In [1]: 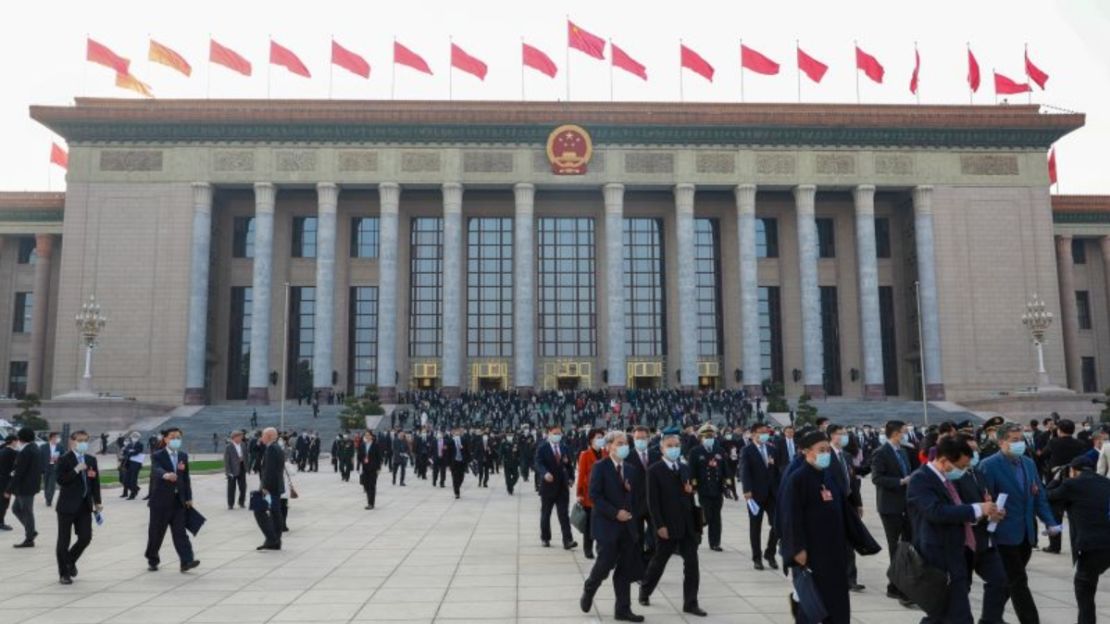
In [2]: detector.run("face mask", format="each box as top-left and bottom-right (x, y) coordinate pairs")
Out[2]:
(482, 435), (488, 442)
(1007, 441), (1027, 457)
(131, 434), (140, 442)
(837, 436), (849, 448)
(549, 434), (562, 445)
(878, 435), (888, 445)
(814, 452), (831, 470)
(615, 445), (630, 460)
(277, 439), (286, 448)
(664, 446), (682, 462)
(702, 438), (715, 451)
(592, 437), (605, 450)
(758, 433), (770, 444)
(168, 439), (183, 451)
(970, 452), (980, 468)
(724, 434), (733, 440)
(633, 439), (648, 451)
(945, 467), (966, 481)
(75, 442), (89, 454)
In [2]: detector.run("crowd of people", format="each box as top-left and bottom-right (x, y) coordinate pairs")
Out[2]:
(2, 387), (1110, 623)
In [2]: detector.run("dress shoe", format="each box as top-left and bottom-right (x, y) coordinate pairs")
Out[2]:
(753, 560), (765, 570)
(542, 540), (551, 547)
(765, 556), (779, 570)
(148, 563), (159, 572)
(365, 505), (374, 510)
(180, 560), (200, 573)
(683, 605), (708, 617)
(1040, 546), (1061, 554)
(238, 502), (245, 508)
(614, 611), (645, 622)
(13, 540), (34, 548)
(69, 563), (78, 577)
(59, 576), (73, 585)
(119, 492), (129, 498)
(127, 494), (137, 500)
(228, 506), (234, 511)
(563, 540), (578, 550)
(584, 551), (594, 559)
(638, 593), (650, 606)
(579, 590), (594, 613)
(898, 598), (917, 609)
(0, 524), (11, 531)
(885, 589), (903, 600)
(850, 583), (865, 592)
(710, 545), (723, 552)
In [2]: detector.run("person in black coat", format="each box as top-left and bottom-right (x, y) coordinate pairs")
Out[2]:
(0, 434), (18, 531)
(579, 431), (644, 622)
(54, 430), (102, 584)
(626, 426), (657, 562)
(144, 428), (199, 572)
(535, 424), (577, 549)
(740, 422), (779, 570)
(1047, 455), (1110, 624)
(828, 425), (863, 591)
(446, 428), (471, 499)
(431, 432), (449, 488)
(639, 430), (706, 617)
(120, 433), (143, 499)
(5, 427), (43, 546)
(870, 419), (915, 606)
(688, 423), (731, 552)
(358, 430), (382, 509)
(255, 427), (285, 550)
(1042, 419), (1089, 554)
(955, 438), (1010, 624)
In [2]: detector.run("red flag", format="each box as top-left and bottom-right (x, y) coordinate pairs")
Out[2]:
(611, 43), (647, 80)
(568, 20), (605, 59)
(331, 40), (370, 78)
(451, 43), (487, 80)
(680, 44), (714, 81)
(1025, 50), (1049, 90)
(522, 43), (557, 78)
(855, 45), (884, 83)
(50, 143), (68, 170)
(270, 40), (311, 78)
(1047, 148), (1057, 186)
(797, 46), (828, 83)
(967, 48), (981, 93)
(86, 38), (130, 75)
(909, 48), (920, 95)
(210, 39), (252, 76)
(394, 41), (432, 75)
(741, 44), (779, 75)
(994, 71), (1031, 95)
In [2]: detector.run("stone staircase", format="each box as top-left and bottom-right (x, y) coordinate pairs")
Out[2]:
(763, 398), (982, 428)
(154, 403), (348, 454)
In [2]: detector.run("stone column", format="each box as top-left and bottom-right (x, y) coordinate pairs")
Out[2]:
(513, 183), (536, 392)
(377, 183), (400, 403)
(247, 182), (275, 405)
(1102, 237), (1110, 340)
(604, 183), (626, 392)
(675, 184), (698, 389)
(441, 182), (463, 396)
(313, 182), (338, 398)
(853, 184), (885, 399)
(26, 233), (55, 398)
(912, 186), (945, 399)
(794, 184), (825, 398)
(735, 184), (762, 396)
(1055, 234), (1082, 390)
(183, 183), (212, 404)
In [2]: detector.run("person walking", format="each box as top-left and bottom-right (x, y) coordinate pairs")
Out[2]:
(255, 427), (285, 550)
(870, 420), (916, 607)
(41, 432), (62, 507)
(54, 430), (102, 585)
(577, 428), (606, 559)
(0, 434), (17, 531)
(446, 428), (471, 499)
(358, 430), (382, 510)
(5, 427), (43, 547)
(536, 424), (577, 549)
(1047, 455), (1110, 624)
(740, 422), (779, 571)
(144, 428), (200, 572)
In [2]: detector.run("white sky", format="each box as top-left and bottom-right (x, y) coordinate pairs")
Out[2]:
(2, 0), (1108, 193)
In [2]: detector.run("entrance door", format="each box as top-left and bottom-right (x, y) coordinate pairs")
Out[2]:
(478, 377), (504, 391)
(632, 376), (658, 390)
(557, 376), (580, 391)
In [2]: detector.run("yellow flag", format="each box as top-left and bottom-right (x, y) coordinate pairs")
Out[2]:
(115, 72), (154, 98)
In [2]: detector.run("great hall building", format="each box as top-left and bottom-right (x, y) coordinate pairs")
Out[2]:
(0, 98), (1106, 407)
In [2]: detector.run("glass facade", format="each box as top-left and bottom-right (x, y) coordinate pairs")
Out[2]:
(287, 286), (315, 399)
(409, 217), (443, 358)
(226, 286), (252, 400)
(875, 217), (891, 259)
(758, 286), (784, 384)
(538, 217), (596, 358)
(694, 219), (722, 358)
(1081, 357), (1097, 393)
(624, 218), (665, 357)
(351, 217), (380, 258)
(232, 217), (255, 258)
(816, 218), (836, 258)
(756, 218), (778, 258)
(7, 361), (27, 399)
(348, 286), (379, 397)
(1076, 291), (1092, 330)
(467, 217), (513, 358)
(16, 237), (35, 264)
(1072, 238), (1086, 264)
(879, 286), (899, 396)
(820, 286), (842, 396)
(292, 216), (318, 258)
(12, 292), (31, 334)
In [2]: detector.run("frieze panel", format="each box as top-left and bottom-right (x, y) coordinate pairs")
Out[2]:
(275, 150), (318, 172)
(212, 151), (254, 172)
(875, 153), (914, 175)
(695, 152), (736, 174)
(625, 152), (674, 174)
(463, 151), (514, 173)
(815, 153), (856, 175)
(960, 154), (1019, 176)
(337, 150), (379, 172)
(756, 153), (796, 175)
(98, 150), (163, 172)
(533, 150), (605, 173)
(401, 151), (442, 173)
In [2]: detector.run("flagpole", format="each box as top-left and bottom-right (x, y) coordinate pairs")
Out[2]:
(608, 39), (614, 102)
(1024, 43), (1032, 105)
(391, 37), (397, 100)
(993, 67), (998, 105)
(81, 33), (89, 100)
(206, 35), (212, 99)
(679, 39), (685, 103)
(328, 36), (334, 99)
(448, 36), (454, 101)
(967, 42), (973, 105)
(914, 42), (920, 105)
(565, 15), (571, 101)
(854, 40), (860, 104)
(796, 40), (801, 103)
(520, 37), (526, 101)
(267, 36), (272, 99)
(739, 38), (745, 103)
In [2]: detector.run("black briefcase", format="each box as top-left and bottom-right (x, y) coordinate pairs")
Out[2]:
(248, 490), (269, 513)
(570, 502), (589, 535)
(791, 567), (828, 623)
(887, 540), (950, 615)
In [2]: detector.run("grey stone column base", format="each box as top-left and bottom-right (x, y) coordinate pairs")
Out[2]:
(515, 386), (534, 396)
(183, 388), (207, 406)
(607, 385), (626, 398)
(803, 385), (826, 399)
(247, 388), (270, 406)
(862, 385), (887, 400)
(926, 384), (946, 401)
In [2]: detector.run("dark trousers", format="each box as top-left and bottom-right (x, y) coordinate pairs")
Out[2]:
(145, 502), (194, 566)
(520, 462), (530, 483)
(583, 531), (635, 615)
(56, 510), (92, 577)
(280, 498), (289, 531)
(879, 512), (911, 595)
(748, 499), (778, 562)
(1075, 548), (1110, 624)
(0, 489), (9, 524)
(702, 495), (723, 548)
(392, 460), (406, 485)
(635, 512), (654, 560)
(449, 462), (466, 495)
(253, 498), (282, 546)
(363, 471), (378, 507)
(1047, 502), (1065, 551)
(479, 463), (490, 487)
(640, 534), (700, 608)
(922, 549), (973, 624)
(42, 467), (56, 505)
(540, 488), (573, 544)
(432, 462), (447, 487)
(226, 472), (247, 508)
(972, 547), (1009, 624)
(997, 541), (1038, 624)
(339, 461), (351, 482)
(12, 494), (36, 541)
(124, 461), (140, 494)
(504, 467), (519, 494)
(582, 507), (594, 555)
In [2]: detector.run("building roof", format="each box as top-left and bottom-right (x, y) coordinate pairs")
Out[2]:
(0, 192), (64, 211)
(1052, 195), (1110, 225)
(31, 99), (1084, 149)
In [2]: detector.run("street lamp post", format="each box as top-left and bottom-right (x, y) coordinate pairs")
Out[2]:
(74, 294), (108, 395)
(1021, 294), (1054, 390)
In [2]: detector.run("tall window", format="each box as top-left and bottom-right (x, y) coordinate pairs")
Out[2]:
(1071, 238), (1086, 264)
(816, 218), (836, 258)
(226, 286), (252, 400)
(879, 286), (899, 397)
(756, 218), (779, 258)
(16, 237), (35, 265)
(287, 286), (315, 399)
(757, 286), (783, 384)
(348, 286), (379, 397)
(232, 217), (255, 258)
(1081, 357), (1098, 393)
(820, 286), (842, 396)
(12, 292), (32, 334)
(1076, 291), (1092, 330)
(538, 217), (596, 357)
(409, 217), (443, 358)
(875, 217), (892, 259)
(7, 361), (27, 399)
(624, 218), (665, 357)
(292, 216), (318, 258)
(695, 219), (722, 358)
(351, 217), (380, 258)
(467, 217), (513, 358)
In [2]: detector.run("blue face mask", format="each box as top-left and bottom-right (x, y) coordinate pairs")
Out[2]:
(702, 438), (715, 451)
(615, 445), (630, 460)
(837, 436), (849, 448)
(75, 442), (89, 455)
(970, 452), (980, 468)
(592, 437), (605, 451)
(758, 433), (770, 444)
(945, 467), (966, 481)
(664, 446), (682, 462)
(815, 452), (831, 470)
(548, 434), (562, 445)
(168, 439), (182, 451)
(633, 439), (648, 451)
(1007, 441), (1027, 457)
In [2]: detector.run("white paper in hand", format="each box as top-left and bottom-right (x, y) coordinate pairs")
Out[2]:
(987, 493), (1008, 533)
(747, 498), (761, 516)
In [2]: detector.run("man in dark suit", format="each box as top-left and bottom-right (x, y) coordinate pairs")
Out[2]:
(1048, 455), (1110, 624)
(627, 426), (657, 562)
(956, 438), (1011, 624)
(120, 433), (143, 499)
(40, 432), (62, 507)
(774, 425), (799, 467)
(54, 430), (102, 584)
(579, 431), (643, 622)
(358, 429), (382, 509)
(144, 428), (199, 572)
(431, 431), (448, 488)
(828, 424), (864, 591)
(907, 434), (1001, 624)
(639, 430), (706, 617)
(740, 422), (779, 571)
(5, 427), (43, 547)
(870, 419), (915, 607)
(0, 434), (18, 531)
(535, 424), (577, 549)
(446, 428), (470, 499)
(224, 431), (248, 510)
(1042, 418), (1089, 554)
(255, 427), (285, 550)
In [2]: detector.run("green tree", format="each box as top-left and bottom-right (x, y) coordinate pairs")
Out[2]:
(794, 393), (818, 427)
(338, 386), (385, 431)
(1101, 388), (1110, 424)
(13, 393), (49, 431)
(764, 382), (790, 414)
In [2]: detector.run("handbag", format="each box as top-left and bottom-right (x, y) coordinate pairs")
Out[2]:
(791, 567), (829, 623)
(888, 540), (950, 616)
(248, 490), (269, 513)
(284, 467), (299, 499)
(570, 502), (589, 535)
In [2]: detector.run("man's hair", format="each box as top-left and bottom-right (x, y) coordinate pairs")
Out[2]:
(633, 425), (649, 435)
(70, 430), (89, 440)
(997, 422), (1024, 440)
(163, 427), (182, 436)
(1057, 419), (1076, 435)
(884, 420), (905, 438)
(604, 430), (627, 445)
(587, 427), (606, 440)
(935, 434), (973, 463)
(826, 424), (844, 436)
(815, 417), (829, 427)
(548, 424), (562, 432)
(1029, 419), (1040, 427)
(751, 422), (769, 433)
(937, 421), (957, 435)
(17, 427), (34, 443)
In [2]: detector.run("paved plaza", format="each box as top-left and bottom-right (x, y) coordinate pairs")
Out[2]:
(0, 461), (1106, 624)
